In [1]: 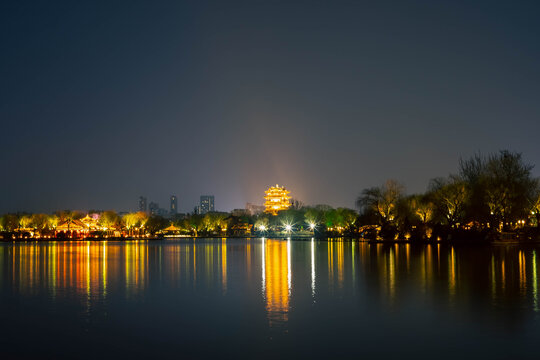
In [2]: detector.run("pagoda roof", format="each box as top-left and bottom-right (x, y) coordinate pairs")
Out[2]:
(56, 219), (87, 231)
(163, 224), (180, 231)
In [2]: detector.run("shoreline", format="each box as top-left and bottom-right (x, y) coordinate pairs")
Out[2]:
(2, 235), (539, 245)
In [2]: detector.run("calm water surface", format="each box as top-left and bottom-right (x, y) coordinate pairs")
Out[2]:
(1, 238), (540, 359)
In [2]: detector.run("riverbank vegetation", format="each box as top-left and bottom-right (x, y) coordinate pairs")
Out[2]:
(356, 150), (540, 241)
(1, 150), (539, 242)
(0, 206), (359, 240)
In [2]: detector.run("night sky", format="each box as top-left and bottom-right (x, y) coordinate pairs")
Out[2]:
(2, 1), (540, 213)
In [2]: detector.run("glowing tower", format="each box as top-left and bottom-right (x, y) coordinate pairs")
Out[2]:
(264, 184), (291, 215)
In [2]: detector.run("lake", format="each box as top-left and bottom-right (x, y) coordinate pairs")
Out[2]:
(0, 238), (539, 359)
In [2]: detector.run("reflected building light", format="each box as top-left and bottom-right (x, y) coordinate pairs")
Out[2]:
(389, 247), (396, 301)
(448, 247), (456, 298)
(394, 243), (399, 267)
(533, 251), (538, 312)
(7, 242), (116, 307)
(125, 242), (131, 290)
(351, 241), (355, 287)
(337, 241), (344, 288)
(311, 238), (316, 298)
(222, 239), (227, 293)
(86, 243), (90, 305)
(420, 249), (426, 293)
(193, 243), (197, 284)
(426, 244), (433, 288)
(287, 239), (291, 294)
(205, 244), (214, 283)
(49, 243), (57, 299)
(328, 242), (334, 289)
(263, 239), (290, 327)
(261, 238), (266, 296)
(501, 258), (505, 292)
(491, 255), (496, 302)
(519, 251), (526, 296)
(244, 240), (252, 280)
(102, 243), (107, 298)
(124, 242), (147, 295)
(437, 243), (441, 274)
(406, 243), (410, 273)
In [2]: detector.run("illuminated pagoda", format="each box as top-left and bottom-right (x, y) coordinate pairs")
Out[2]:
(264, 184), (292, 215)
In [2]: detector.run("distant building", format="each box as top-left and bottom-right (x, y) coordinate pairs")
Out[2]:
(149, 202), (159, 216)
(199, 195), (215, 214)
(138, 196), (147, 212)
(264, 184), (291, 215)
(246, 203), (265, 216)
(157, 208), (169, 217)
(231, 208), (248, 217)
(170, 195), (178, 215)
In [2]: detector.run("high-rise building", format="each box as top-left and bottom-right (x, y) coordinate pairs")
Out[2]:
(149, 202), (159, 216)
(138, 196), (147, 212)
(199, 195), (215, 214)
(170, 195), (178, 215)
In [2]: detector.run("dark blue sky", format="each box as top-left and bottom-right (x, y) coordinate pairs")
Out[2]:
(2, 0), (540, 213)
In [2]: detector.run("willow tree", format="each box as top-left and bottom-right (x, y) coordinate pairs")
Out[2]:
(48, 215), (59, 230)
(429, 176), (468, 227)
(356, 179), (404, 226)
(30, 214), (49, 231)
(99, 211), (120, 235)
(408, 195), (435, 224)
(18, 215), (32, 230)
(460, 150), (538, 230)
(123, 213), (142, 235)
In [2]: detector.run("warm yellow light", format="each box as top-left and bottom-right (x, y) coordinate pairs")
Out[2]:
(264, 184), (292, 215)
(308, 222), (316, 230)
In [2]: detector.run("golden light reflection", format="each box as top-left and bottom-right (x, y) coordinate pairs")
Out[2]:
(491, 255), (496, 301)
(4, 240), (241, 301)
(533, 251), (538, 312)
(328, 241), (334, 288)
(221, 238), (227, 293)
(449, 246), (456, 297)
(389, 247), (396, 300)
(262, 239), (290, 326)
(7, 241), (148, 302)
(337, 241), (344, 288)
(519, 251), (527, 296)
(327, 240), (345, 290)
(10, 242), (112, 300)
(311, 238), (316, 297)
(4, 240), (540, 322)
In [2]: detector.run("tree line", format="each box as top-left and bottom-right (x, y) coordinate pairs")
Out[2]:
(356, 150), (540, 240)
(2, 150), (538, 241)
(0, 206), (359, 238)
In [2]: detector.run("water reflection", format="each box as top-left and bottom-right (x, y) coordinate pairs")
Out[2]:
(262, 239), (290, 326)
(1, 239), (540, 330)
